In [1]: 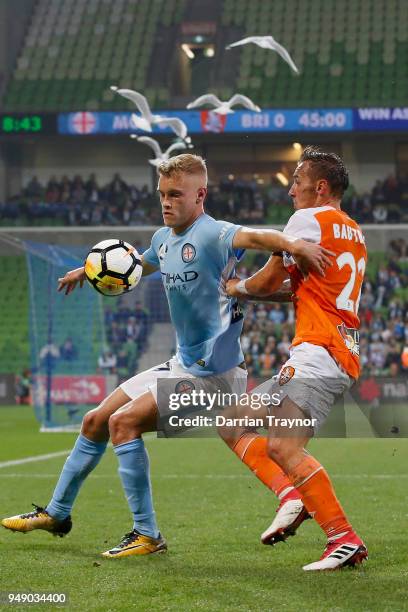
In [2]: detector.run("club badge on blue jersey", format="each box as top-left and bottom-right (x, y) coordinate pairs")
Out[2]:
(182, 243), (196, 263)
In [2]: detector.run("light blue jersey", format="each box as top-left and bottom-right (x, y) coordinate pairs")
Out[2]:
(143, 213), (245, 376)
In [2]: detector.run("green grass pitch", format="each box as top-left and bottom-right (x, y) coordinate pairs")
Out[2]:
(0, 406), (407, 611)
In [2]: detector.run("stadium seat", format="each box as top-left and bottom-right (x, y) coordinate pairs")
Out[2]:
(3, 0), (187, 112)
(217, 0), (408, 107)
(4, 0), (408, 109)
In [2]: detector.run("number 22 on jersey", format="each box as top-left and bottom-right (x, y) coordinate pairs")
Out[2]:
(335, 252), (366, 314)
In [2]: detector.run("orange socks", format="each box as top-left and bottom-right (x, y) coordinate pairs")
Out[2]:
(287, 454), (352, 539)
(232, 433), (295, 500)
(232, 434), (352, 540)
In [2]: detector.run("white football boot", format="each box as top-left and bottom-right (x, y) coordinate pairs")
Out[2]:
(303, 531), (368, 571)
(261, 494), (310, 546)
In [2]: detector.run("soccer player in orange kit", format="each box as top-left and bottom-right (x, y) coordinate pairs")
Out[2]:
(224, 146), (368, 571)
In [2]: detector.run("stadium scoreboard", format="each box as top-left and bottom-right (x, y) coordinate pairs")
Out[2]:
(57, 108), (408, 135)
(0, 114), (56, 135)
(1, 108), (407, 136)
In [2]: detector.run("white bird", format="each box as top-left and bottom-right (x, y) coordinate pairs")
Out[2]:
(132, 135), (187, 167)
(110, 86), (189, 140)
(226, 36), (299, 74)
(187, 93), (261, 114)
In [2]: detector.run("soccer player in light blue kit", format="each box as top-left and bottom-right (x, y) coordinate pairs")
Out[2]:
(2, 155), (332, 557)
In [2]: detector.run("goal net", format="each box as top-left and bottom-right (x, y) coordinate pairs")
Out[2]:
(24, 241), (171, 431)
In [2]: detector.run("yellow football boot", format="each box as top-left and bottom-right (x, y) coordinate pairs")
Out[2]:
(1, 504), (72, 537)
(102, 529), (167, 558)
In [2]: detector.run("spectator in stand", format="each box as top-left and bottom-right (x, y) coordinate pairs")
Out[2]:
(115, 301), (132, 325)
(90, 205), (103, 225)
(384, 338), (402, 371)
(132, 302), (149, 349)
(104, 307), (115, 327)
(277, 332), (291, 358)
(371, 179), (385, 205)
(3, 171), (408, 227)
(60, 176), (71, 202)
(39, 343), (60, 371)
(401, 345), (408, 371)
(107, 321), (127, 349)
(245, 353), (259, 385)
(85, 173), (100, 203)
(383, 174), (400, 203)
(390, 239), (408, 259)
(71, 175), (86, 203)
(45, 176), (60, 204)
(372, 204), (388, 223)
(359, 196), (373, 223)
(97, 349), (117, 374)
(115, 349), (130, 382)
(258, 345), (277, 377)
(126, 316), (141, 343)
(60, 337), (78, 362)
(25, 176), (43, 198)
(15, 369), (31, 405)
(269, 304), (286, 325)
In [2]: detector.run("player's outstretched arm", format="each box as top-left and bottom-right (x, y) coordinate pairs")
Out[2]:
(227, 255), (288, 298)
(58, 256), (158, 295)
(250, 279), (293, 302)
(227, 276), (293, 302)
(57, 267), (85, 295)
(232, 227), (334, 276)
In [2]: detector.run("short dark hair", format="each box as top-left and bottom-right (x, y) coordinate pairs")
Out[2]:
(299, 145), (349, 197)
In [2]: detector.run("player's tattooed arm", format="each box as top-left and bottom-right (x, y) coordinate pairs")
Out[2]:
(232, 227), (334, 276)
(227, 255), (288, 298)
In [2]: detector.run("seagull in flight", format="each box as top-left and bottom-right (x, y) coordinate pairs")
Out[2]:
(187, 93), (261, 114)
(110, 86), (190, 140)
(132, 135), (187, 167)
(226, 36), (299, 74)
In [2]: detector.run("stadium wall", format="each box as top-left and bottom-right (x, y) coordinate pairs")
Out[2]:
(342, 140), (396, 192)
(12, 134), (403, 195)
(20, 137), (157, 190)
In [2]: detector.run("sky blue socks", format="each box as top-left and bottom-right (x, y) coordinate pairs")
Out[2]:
(114, 438), (159, 539)
(46, 434), (159, 539)
(46, 434), (107, 520)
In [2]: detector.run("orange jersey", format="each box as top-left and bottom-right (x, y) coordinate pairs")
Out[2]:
(283, 206), (367, 379)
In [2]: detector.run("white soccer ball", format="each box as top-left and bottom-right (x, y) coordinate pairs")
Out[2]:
(84, 239), (143, 296)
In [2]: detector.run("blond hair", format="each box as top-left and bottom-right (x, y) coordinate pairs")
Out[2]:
(158, 154), (207, 183)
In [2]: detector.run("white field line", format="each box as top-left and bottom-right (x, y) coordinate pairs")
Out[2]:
(0, 473), (405, 479)
(0, 450), (71, 469)
(0, 434), (158, 469)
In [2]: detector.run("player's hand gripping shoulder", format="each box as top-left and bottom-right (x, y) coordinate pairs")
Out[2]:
(57, 267), (86, 295)
(232, 227), (334, 277)
(292, 238), (335, 277)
